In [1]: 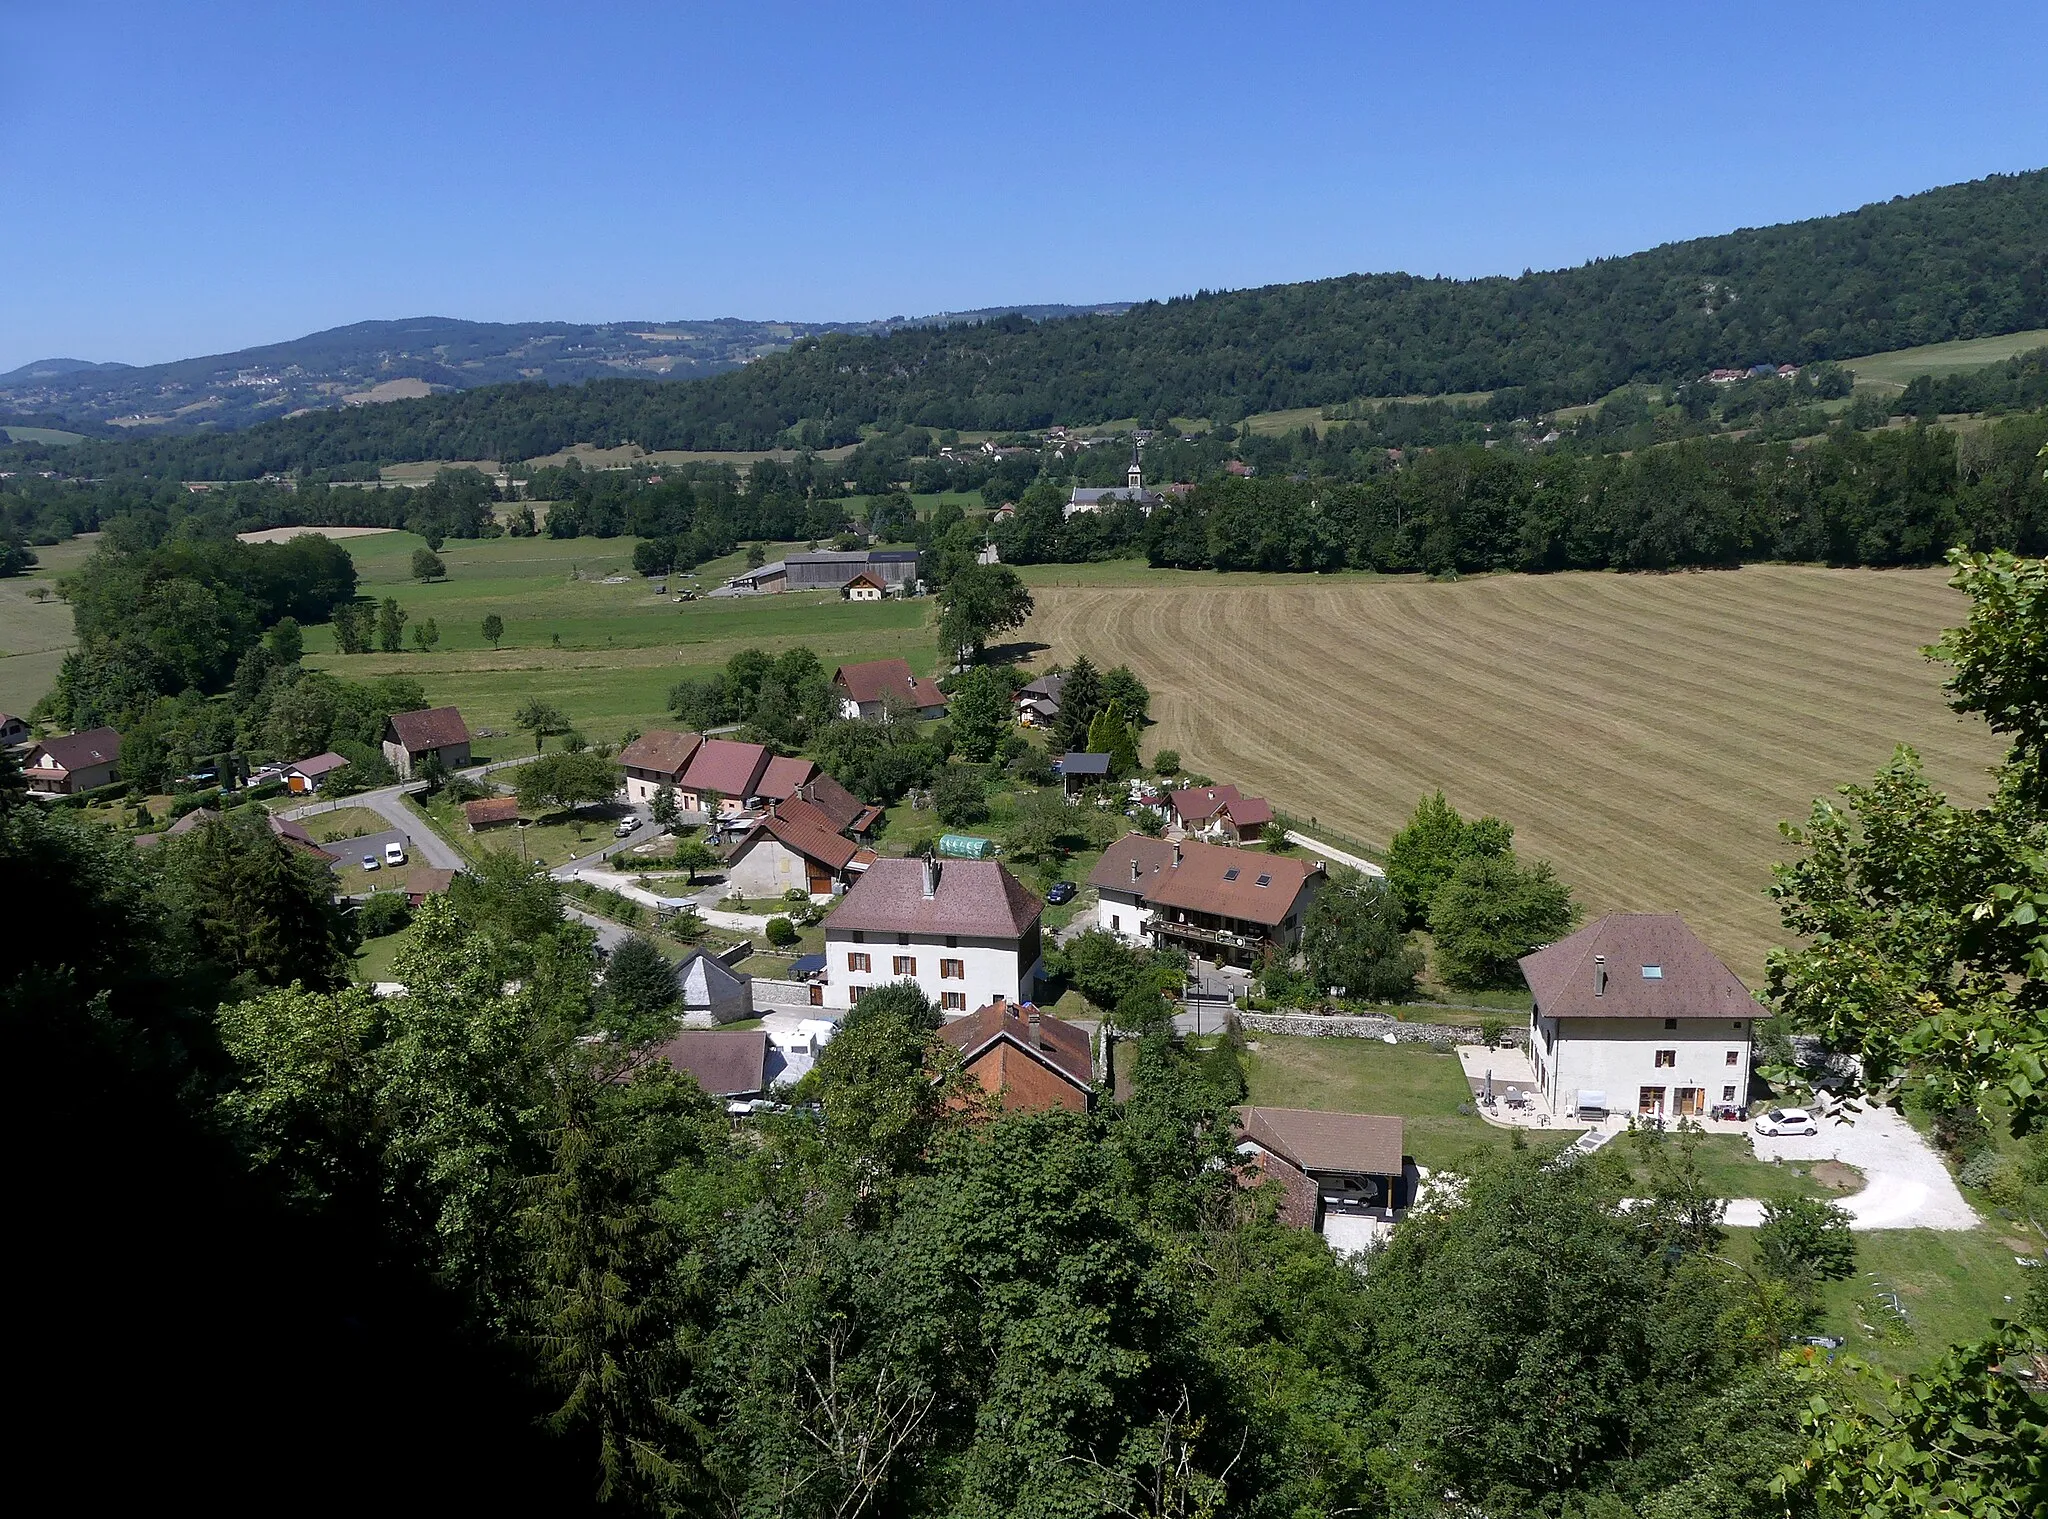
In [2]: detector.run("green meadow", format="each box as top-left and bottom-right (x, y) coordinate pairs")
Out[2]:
(304, 530), (940, 740)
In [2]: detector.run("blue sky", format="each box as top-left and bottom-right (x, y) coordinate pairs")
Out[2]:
(3, 0), (2045, 372)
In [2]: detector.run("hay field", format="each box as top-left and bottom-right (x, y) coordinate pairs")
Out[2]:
(1023, 565), (2004, 980)
(1842, 327), (2048, 389)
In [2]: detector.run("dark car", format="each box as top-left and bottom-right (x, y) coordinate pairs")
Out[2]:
(1045, 882), (1076, 905)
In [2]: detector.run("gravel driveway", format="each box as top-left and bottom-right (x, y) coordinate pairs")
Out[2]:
(1740, 1102), (1978, 1231)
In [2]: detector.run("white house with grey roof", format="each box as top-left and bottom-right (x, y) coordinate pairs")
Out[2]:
(1520, 913), (1758, 1122)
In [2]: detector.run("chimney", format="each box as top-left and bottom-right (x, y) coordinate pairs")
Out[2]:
(1172, 842), (1183, 868)
(922, 856), (939, 900)
(1593, 954), (1607, 997)
(1130, 857), (1141, 884)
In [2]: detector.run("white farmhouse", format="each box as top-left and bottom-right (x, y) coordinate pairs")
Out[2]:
(822, 856), (1043, 1014)
(1521, 913), (1757, 1122)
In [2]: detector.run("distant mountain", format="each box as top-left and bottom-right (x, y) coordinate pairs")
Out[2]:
(0, 306), (1129, 434)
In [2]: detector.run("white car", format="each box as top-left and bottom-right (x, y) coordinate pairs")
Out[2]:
(1754, 1106), (1819, 1137)
(383, 842), (406, 867)
(615, 818), (638, 838)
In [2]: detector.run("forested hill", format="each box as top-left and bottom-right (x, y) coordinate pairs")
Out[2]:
(17, 169), (2048, 478)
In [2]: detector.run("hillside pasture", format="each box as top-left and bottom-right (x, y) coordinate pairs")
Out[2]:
(1841, 326), (2048, 390)
(1022, 564), (2002, 979)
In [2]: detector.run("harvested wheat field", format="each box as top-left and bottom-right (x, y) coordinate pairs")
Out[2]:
(1024, 565), (2005, 980)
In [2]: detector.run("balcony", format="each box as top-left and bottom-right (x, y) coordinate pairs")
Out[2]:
(1151, 917), (1268, 953)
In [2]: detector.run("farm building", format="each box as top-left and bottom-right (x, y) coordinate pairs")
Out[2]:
(0, 713), (31, 748)
(381, 706), (470, 780)
(937, 997), (1093, 1114)
(1521, 913), (1757, 1123)
(1088, 834), (1324, 969)
(463, 797), (521, 830)
(22, 727), (122, 795)
(726, 549), (920, 595)
(834, 658), (948, 721)
(823, 856), (1043, 1014)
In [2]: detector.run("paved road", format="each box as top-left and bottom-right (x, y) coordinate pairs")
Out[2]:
(565, 903), (633, 952)
(283, 784), (465, 870)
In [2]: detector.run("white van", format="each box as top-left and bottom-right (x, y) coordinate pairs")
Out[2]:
(384, 841), (407, 867)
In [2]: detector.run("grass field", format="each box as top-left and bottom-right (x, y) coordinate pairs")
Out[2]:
(303, 531), (939, 740)
(0, 532), (100, 714)
(1022, 563), (2003, 980)
(1841, 327), (2048, 390)
(1, 425), (87, 445)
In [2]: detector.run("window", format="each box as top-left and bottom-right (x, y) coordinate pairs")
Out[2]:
(1223, 868), (1239, 881)
(1663, 1017), (1677, 1030)
(1722, 1085), (1737, 1103)
(941, 992), (966, 1011)
(1111, 914), (1121, 932)
(945, 935), (958, 949)
(893, 955), (917, 976)
(940, 959), (964, 979)
(897, 933), (910, 946)
(847, 952), (871, 972)
(1726, 1050), (1740, 1065)
(1641, 965), (1663, 979)
(849, 985), (866, 1004)
(1255, 873), (1271, 887)
(1732, 1020), (1743, 1029)
(1654, 1049), (1677, 1068)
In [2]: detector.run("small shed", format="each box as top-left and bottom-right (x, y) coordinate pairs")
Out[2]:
(938, 833), (999, 860)
(676, 947), (754, 1026)
(464, 796), (522, 830)
(1058, 752), (1113, 797)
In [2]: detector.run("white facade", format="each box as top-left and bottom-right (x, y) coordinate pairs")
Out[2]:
(724, 834), (838, 900)
(823, 927), (1041, 1015)
(1530, 1012), (1754, 1118)
(1094, 886), (1155, 944)
(623, 772), (677, 806)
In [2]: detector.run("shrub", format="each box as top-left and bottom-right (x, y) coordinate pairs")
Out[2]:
(765, 917), (798, 947)
(1958, 1150), (2024, 1206)
(356, 892), (413, 938)
(1152, 749), (1180, 776)
(933, 765), (989, 828)
(1931, 1102), (1991, 1163)
(1756, 1196), (1858, 1284)
(1480, 1017), (1507, 1048)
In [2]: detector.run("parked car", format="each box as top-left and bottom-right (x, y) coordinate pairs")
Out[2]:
(1045, 881), (1076, 905)
(384, 842), (406, 867)
(1754, 1106), (1818, 1137)
(615, 818), (638, 838)
(361, 854), (380, 871)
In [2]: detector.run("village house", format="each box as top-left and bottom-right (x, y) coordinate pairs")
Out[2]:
(283, 751), (349, 795)
(823, 856), (1043, 1013)
(0, 712), (32, 748)
(381, 706), (470, 780)
(1236, 1107), (1410, 1248)
(721, 796), (864, 899)
(1088, 834), (1325, 969)
(1015, 673), (1063, 728)
(463, 796), (521, 831)
(645, 1029), (772, 1100)
(21, 727), (122, 795)
(841, 571), (887, 601)
(677, 737), (773, 817)
(834, 658), (948, 721)
(1169, 783), (1274, 843)
(937, 997), (1093, 1113)
(789, 769), (884, 837)
(617, 729), (703, 806)
(1520, 913), (1758, 1123)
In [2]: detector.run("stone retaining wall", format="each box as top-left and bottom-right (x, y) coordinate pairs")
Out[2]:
(1238, 1010), (1525, 1048)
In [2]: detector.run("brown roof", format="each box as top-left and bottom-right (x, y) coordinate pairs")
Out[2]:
(679, 738), (771, 799)
(27, 726), (121, 774)
(287, 750), (350, 778)
(734, 800), (859, 871)
(758, 754), (818, 800)
(824, 858), (1040, 940)
(1520, 913), (1755, 1021)
(647, 1030), (769, 1097)
(385, 706), (469, 754)
(1239, 1107), (1405, 1176)
(166, 806), (220, 836)
(798, 771), (873, 832)
(1170, 784), (1244, 824)
(403, 867), (457, 897)
(616, 729), (702, 780)
(464, 797), (521, 827)
(1221, 796), (1274, 826)
(834, 657), (947, 711)
(267, 812), (338, 860)
(1091, 833), (1321, 928)
(844, 571), (886, 590)
(938, 1000), (1091, 1091)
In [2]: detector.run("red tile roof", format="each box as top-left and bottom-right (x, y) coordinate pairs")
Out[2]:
(267, 812), (338, 861)
(1239, 1107), (1405, 1176)
(1519, 913), (1754, 1021)
(735, 800), (859, 871)
(1090, 832), (1321, 928)
(1222, 796), (1274, 826)
(939, 1000), (1092, 1091)
(616, 729), (703, 779)
(386, 706), (469, 754)
(834, 657), (946, 711)
(758, 754), (818, 800)
(464, 797), (521, 827)
(1170, 784), (1244, 824)
(679, 738), (771, 798)
(824, 858), (1040, 940)
(647, 1030), (769, 1096)
(287, 750), (350, 778)
(26, 726), (121, 774)
(798, 772), (873, 832)
(403, 867), (457, 897)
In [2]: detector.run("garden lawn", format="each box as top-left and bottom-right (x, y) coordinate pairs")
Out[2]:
(298, 807), (395, 844)
(1241, 1033), (1572, 1170)
(352, 928), (410, 984)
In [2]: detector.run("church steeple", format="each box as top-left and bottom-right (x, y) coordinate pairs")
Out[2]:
(1127, 442), (1143, 492)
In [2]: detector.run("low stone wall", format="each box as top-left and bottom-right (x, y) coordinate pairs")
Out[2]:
(1238, 1010), (1524, 1048)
